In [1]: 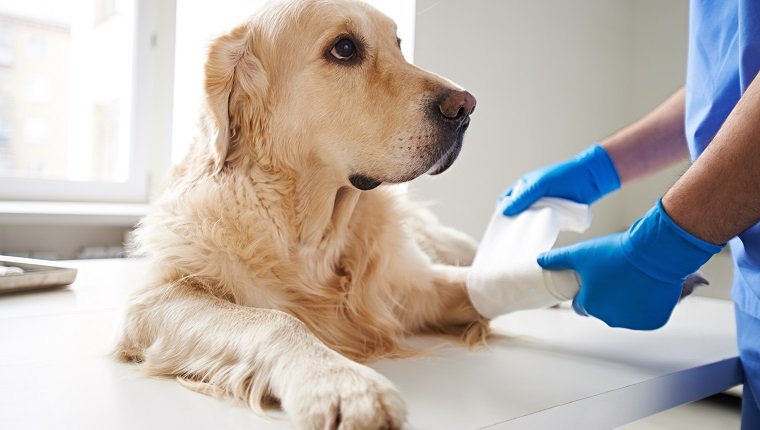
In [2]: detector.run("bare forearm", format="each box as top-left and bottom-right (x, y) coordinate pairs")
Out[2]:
(601, 87), (690, 184)
(663, 75), (760, 245)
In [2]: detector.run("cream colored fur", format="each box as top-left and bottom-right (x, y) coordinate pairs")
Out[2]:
(115, 1), (488, 428)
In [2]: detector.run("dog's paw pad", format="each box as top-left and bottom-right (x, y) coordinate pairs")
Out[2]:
(285, 362), (406, 430)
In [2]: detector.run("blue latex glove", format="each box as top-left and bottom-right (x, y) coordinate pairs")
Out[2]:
(502, 144), (621, 216)
(538, 200), (724, 330)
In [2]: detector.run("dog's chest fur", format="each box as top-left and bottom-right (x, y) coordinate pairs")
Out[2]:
(139, 166), (427, 359)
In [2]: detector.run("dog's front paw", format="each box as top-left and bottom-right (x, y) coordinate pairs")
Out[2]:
(283, 360), (406, 430)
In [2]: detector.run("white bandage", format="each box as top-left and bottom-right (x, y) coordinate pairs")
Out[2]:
(466, 198), (592, 318)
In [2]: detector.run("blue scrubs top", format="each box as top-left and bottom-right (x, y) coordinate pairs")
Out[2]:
(685, 0), (760, 318)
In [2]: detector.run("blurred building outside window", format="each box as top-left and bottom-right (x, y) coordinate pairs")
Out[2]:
(0, 0), (148, 202)
(0, 0), (133, 183)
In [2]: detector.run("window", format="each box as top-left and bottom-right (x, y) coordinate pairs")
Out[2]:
(24, 75), (50, 102)
(0, 20), (10, 47)
(0, 70), (9, 151)
(23, 118), (48, 145)
(91, 99), (125, 182)
(0, 0), (173, 202)
(0, 118), (9, 147)
(25, 36), (46, 57)
(0, 20), (12, 66)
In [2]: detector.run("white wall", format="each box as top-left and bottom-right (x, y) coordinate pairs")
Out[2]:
(619, 0), (690, 227)
(410, 0), (690, 241)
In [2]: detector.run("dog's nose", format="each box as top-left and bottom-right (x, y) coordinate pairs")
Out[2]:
(438, 90), (477, 121)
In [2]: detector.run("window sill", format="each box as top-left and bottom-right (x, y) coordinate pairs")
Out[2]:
(0, 201), (149, 226)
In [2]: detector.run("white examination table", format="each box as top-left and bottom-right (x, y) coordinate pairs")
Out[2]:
(0, 259), (740, 429)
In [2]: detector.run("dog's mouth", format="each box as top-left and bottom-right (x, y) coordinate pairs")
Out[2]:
(348, 117), (471, 191)
(426, 143), (461, 176)
(349, 174), (383, 191)
(427, 116), (469, 176)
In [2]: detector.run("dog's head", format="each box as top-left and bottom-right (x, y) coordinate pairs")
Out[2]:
(203, 0), (475, 190)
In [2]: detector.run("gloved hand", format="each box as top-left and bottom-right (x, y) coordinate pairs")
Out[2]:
(502, 144), (621, 216)
(537, 200), (724, 330)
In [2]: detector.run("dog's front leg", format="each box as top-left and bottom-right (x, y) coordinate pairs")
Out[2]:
(115, 285), (406, 429)
(398, 265), (490, 345)
(404, 204), (479, 266)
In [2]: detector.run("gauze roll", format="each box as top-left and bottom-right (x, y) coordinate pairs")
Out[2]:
(466, 198), (592, 318)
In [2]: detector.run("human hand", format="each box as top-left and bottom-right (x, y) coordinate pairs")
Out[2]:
(502, 144), (620, 216)
(537, 200), (723, 330)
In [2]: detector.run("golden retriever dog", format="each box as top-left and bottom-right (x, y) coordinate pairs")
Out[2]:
(115, 0), (487, 428)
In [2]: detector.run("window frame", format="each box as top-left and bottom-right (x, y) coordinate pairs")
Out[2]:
(0, 0), (176, 204)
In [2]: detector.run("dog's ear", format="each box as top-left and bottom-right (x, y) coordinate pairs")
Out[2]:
(204, 24), (268, 174)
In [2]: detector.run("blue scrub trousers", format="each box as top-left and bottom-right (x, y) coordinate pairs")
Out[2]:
(737, 305), (760, 429)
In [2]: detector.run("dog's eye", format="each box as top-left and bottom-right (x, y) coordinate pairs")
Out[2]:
(330, 38), (356, 61)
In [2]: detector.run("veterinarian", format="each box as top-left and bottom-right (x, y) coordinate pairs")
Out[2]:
(501, 1), (760, 426)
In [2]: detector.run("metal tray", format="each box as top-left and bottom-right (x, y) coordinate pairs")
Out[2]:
(0, 256), (78, 294)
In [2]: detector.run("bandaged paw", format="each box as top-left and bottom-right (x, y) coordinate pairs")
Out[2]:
(466, 198), (592, 318)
